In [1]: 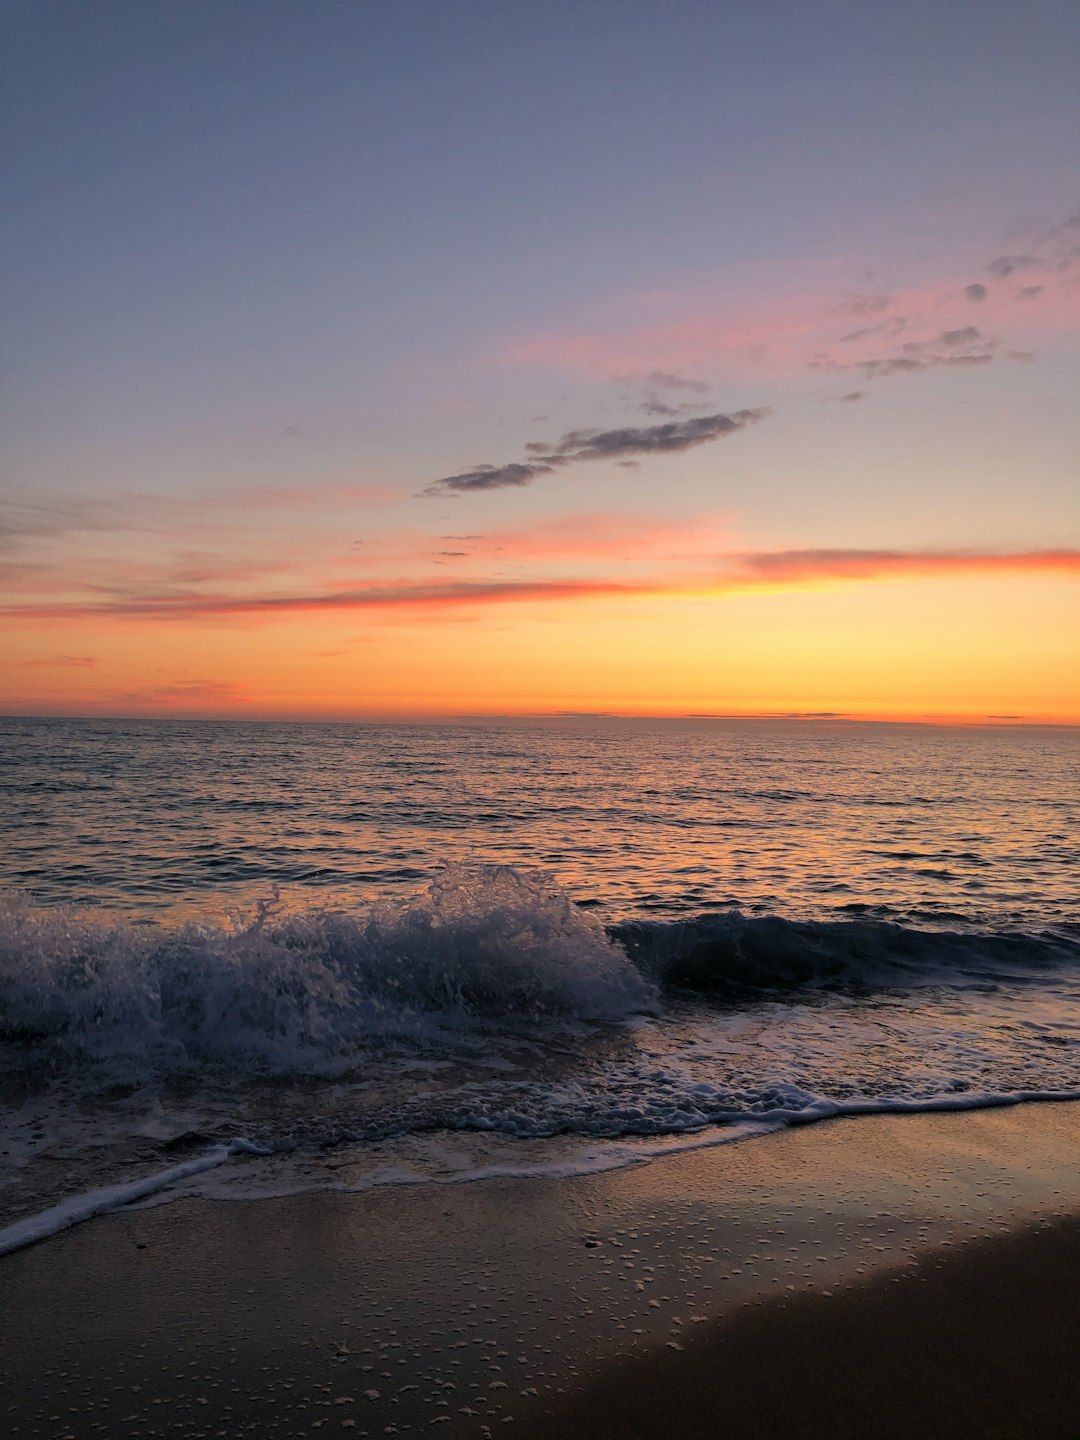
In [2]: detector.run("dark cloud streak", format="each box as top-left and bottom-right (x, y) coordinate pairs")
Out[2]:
(834, 293), (891, 317)
(537, 411), (768, 462)
(839, 317), (906, 344)
(858, 352), (994, 379)
(987, 254), (1040, 278)
(816, 325), (1002, 381)
(641, 371), (710, 394)
(421, 410), (768, 497)
(618, 370), (713, 418)
(419, 460), (557, 496)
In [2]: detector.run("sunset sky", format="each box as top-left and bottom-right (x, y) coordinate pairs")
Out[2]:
(3, 1), (1079, 723)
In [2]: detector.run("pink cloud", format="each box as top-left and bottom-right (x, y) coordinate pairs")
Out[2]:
(5, 548), (1077, 623)
(734, 548), (1080, 583)
(424, 511), (737, 568)
(1, 549), (311, 603)
(305, 511), (739, 583)
(503, 292), (829, 377)
(498, 227), (1080, 382)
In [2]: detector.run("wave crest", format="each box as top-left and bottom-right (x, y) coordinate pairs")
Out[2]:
(615, 911), (1079, 994)
(0, 867), (656, 1081)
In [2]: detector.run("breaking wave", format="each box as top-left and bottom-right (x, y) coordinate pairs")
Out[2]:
(0, 868), (654, 1081)
(1, 865), (1077, 1084)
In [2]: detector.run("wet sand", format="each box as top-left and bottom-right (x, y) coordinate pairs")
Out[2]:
(2, 1102), (1079, 1438)
(519, 1211), (1080, 1440)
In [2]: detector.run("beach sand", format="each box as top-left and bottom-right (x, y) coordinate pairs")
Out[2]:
(519, 1210), (1080, 1440)
(2, 1102), (1079, 1438)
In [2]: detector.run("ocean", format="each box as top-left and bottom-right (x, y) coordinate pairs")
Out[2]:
(2, 715), (1078, 1250)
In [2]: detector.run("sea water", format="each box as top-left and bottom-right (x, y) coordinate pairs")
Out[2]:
(1, 716), (1078, 1248)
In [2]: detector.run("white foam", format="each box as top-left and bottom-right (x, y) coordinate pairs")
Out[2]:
(124, 1119), (788, 1210)
(799, 1086), (1080, 1121)
(343, 1119), (786, 1189)
(0, 868), (657, 1083)
(7, 1086), (1080, 1252)
(112, 1088), (1080, 1212)
(0, 1137), (270, 1257)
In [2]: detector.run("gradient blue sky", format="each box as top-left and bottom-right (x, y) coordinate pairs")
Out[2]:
(3, 1), (1079, 719)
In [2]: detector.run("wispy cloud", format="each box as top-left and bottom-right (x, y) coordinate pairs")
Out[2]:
(418, 460), (557, 495)
(421, 410), (768, 496)
(418, 511), (736, 567)
(0, 482), (396, 551)
(499, 209), (1080, 385)
(616, 370), (713, 417)
(0, 498), (120, 548)
(987, 254), (1040, 279)
(639, 371), (710, 393)
(732, 548), (1080, 583)
(14, 653), (98, 668)
(4, 578), (645, 620)
(838, 317), (907, 344)
(813, 325), (1004, 380)
(6, 548), (1076, 623)
(108, 680), (253, 707)
(3, 548), (308, 600)
(833, 293), (891, 318)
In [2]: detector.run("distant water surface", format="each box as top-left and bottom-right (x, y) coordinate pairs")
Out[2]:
(3, 716), (1077, 928)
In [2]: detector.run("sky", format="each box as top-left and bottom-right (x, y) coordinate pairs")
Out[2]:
(3, 0), (1079, 723)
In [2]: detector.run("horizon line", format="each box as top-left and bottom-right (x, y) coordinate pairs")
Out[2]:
(1, 709), (1077, 733)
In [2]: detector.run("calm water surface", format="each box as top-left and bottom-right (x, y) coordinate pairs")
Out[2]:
(3, 716), (1076, 929)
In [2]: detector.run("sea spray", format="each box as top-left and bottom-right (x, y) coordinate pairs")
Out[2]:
(0, 867), (657, 1084)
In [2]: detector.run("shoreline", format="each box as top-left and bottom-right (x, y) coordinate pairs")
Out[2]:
(2, 1102), (1079, 1436)
(6, 1085), (1080, 1259)
(6, 1082), (1080, 1255)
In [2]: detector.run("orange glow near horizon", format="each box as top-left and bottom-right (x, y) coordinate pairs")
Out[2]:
(6, 570), (1079, 726)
